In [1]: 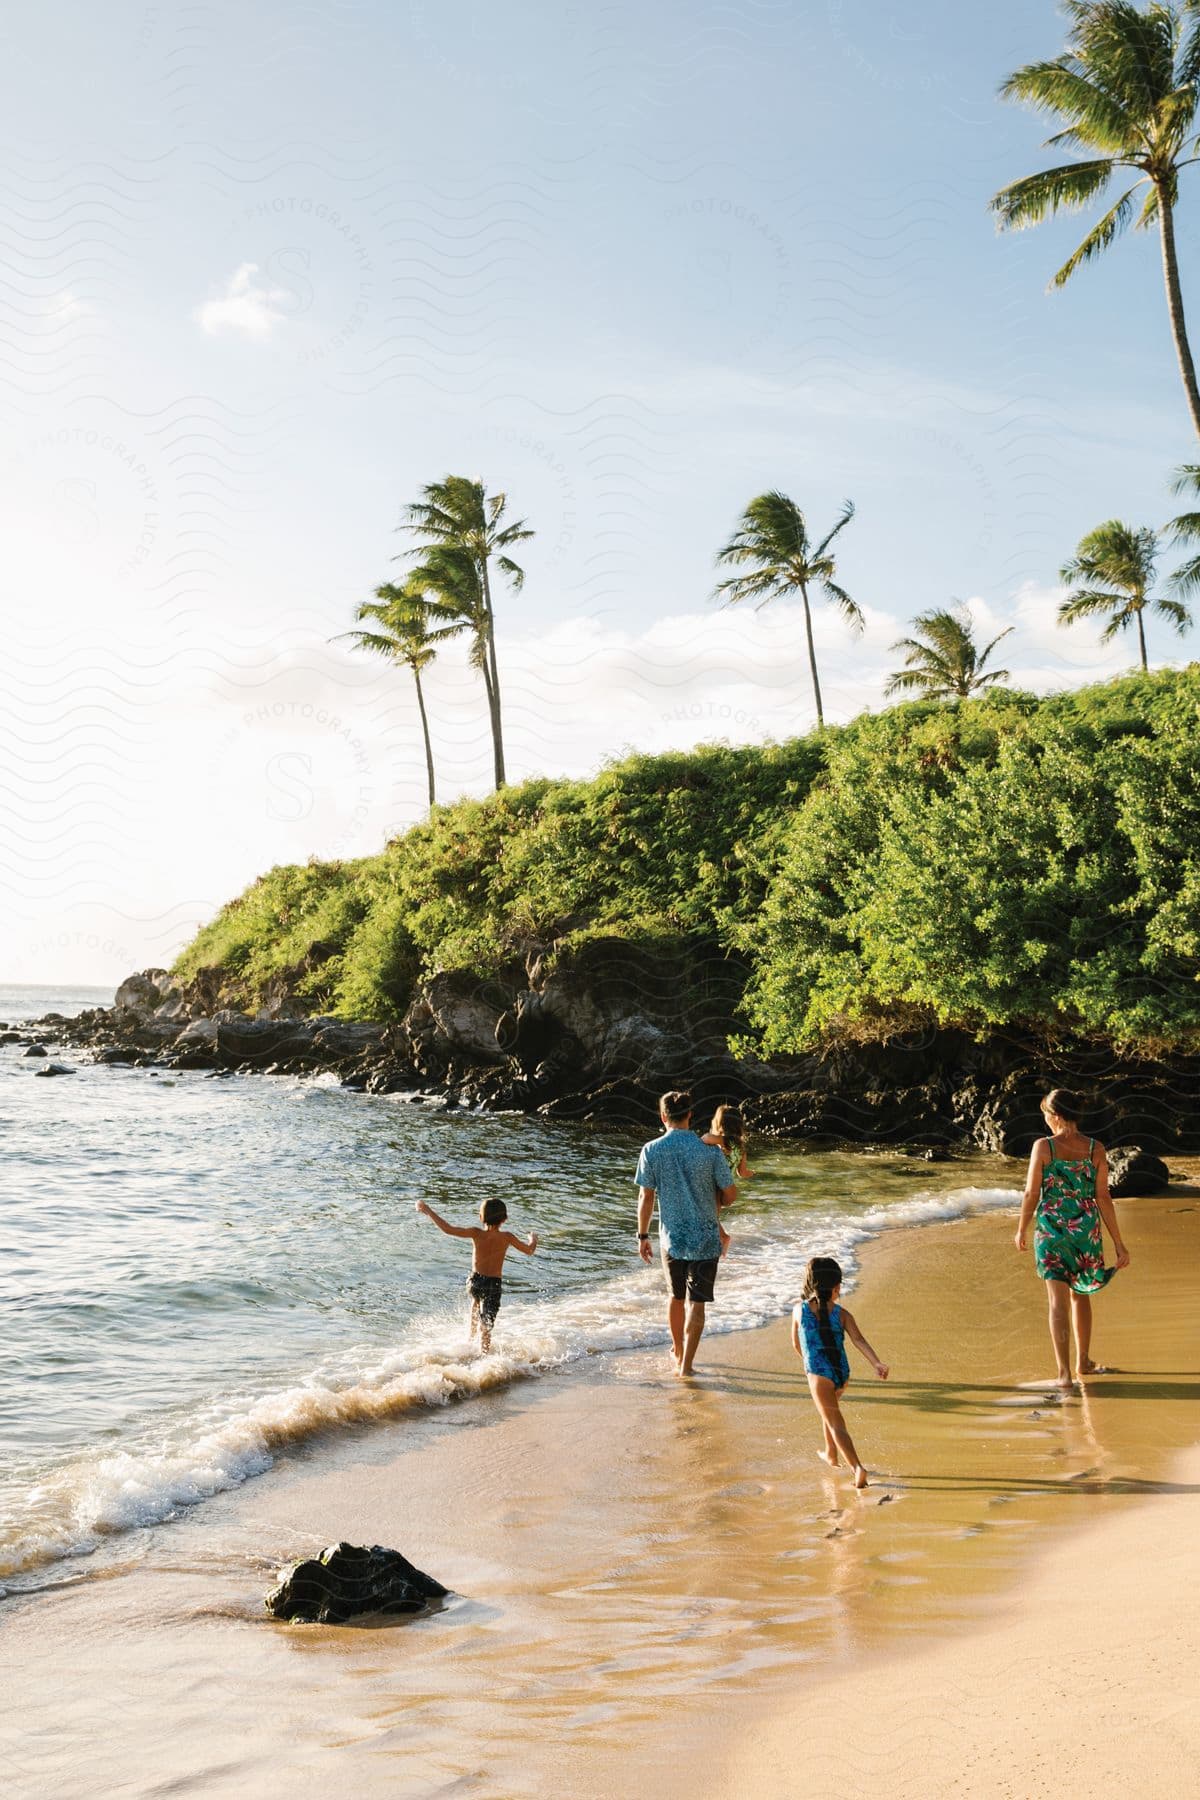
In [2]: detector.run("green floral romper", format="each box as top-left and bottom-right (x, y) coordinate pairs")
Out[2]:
(1035, 1137), (1115, 1295)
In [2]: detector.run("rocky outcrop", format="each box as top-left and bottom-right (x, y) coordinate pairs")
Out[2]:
(1107, 1146), (1172, 1196)
(264, 1542), (448, 1624)
(30, 951), (1200, 1157)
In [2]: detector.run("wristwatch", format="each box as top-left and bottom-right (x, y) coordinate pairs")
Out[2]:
(637, 1232), (650, 1241)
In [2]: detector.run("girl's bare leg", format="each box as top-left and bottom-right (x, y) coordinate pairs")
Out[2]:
(819, 1417), (839, 1468)
(1046, 1281), (1074, 1386)
(808, 1375), (867, 1487)
(1072, 1293), (1096, 1373)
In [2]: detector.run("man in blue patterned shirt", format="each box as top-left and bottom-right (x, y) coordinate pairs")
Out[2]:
(636, 1090), (736, 1376)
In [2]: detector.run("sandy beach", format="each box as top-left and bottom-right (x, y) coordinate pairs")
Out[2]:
(4, 1192), (1198, 1798)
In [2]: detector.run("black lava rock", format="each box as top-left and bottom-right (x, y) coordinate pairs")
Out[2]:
(34, 1063), (75, 1078)
(1107, 1145), (1171, 1197)
(265, 1542), (449, 1624)
(23, 1044), (48, 1058)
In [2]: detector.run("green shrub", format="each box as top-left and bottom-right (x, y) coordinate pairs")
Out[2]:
(173, 669), (1200, 1044)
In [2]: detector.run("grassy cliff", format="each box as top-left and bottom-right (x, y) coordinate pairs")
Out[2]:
(174, 669), (1200, 1052)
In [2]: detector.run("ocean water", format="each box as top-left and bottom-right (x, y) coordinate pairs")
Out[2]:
(0, 983), (1018, 1590)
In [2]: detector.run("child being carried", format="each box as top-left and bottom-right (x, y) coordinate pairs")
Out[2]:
(416, 1197), (538, 1352)
(701, 1103), (754, 1258)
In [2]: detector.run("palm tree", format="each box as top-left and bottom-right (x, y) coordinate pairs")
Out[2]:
(714, 492), (861, 726)
(1059, 519), (1192, 667)
(992, 1), (1200, 437)
(338, 580), (460, 810)
(401, 476), (533, 788)
(408, 544), (494, 703)
(885, 606), (1014, 700)
(1166, 461), (1200, 590)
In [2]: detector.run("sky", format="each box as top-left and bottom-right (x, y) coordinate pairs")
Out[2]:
(2, 0), (1196, 983)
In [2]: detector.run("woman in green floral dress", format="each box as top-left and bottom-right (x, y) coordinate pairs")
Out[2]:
(1015, 1088), (1130, 1388)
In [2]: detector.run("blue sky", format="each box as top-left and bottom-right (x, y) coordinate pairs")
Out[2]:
(3, 0), (1196, 980)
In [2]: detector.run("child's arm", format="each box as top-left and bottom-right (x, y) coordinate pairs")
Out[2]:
(415, 1200), (476, 1240)
(839, 1307), (888, 1379)
(789, 1308), (803, 1358)
(505, 1230), (539, 1256)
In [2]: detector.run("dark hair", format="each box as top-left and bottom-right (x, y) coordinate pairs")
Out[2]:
(660, 1090), (693, 1123)
(1042, 1089), (1088, 1128)
(480, 1198), (508, 1226)
(802, 1256), (843, 1377)
(712, 1103), (745, 1155)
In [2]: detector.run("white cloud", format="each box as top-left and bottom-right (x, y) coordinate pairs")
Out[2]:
(194, 263), (289, 341)
(45, 290), (89, 323)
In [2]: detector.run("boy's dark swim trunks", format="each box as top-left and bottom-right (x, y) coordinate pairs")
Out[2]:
(467, 1272), (503, 1324)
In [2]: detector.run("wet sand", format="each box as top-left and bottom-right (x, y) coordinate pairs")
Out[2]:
(3, 1194), (1198, 1798)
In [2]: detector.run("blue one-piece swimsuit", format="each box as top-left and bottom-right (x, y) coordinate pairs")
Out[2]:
(796, 1300), (851, 1387)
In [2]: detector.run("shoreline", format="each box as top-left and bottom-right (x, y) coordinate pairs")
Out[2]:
(718, 1435), (1200, 1798)
(4, 1196), (1197, 1797)
(18, 965), (1200, 1156)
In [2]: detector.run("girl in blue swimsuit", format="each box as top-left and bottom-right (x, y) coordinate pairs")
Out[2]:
(791, 1255), (889, 1490)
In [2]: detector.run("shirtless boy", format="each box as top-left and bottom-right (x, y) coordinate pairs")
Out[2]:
(416, 1198), (538, 1351)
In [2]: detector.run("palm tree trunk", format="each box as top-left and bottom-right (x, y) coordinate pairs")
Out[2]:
(799, 581), (824, 726)
(1135, 605), (1148, 672)
(479, 556), (506, 788)
(412, 666), (436, 810)
(1156, 183), (1200, 439)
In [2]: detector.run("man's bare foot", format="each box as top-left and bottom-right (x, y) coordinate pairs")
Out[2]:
(818, 1450), (838, 1470)
(853, 1465), (869, 1490)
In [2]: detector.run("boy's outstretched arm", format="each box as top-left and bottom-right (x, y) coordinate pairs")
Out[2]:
(506, 1230), (539, 1255)
(840, 1307), (889, 1378)
(415, 1200), (475, 1239)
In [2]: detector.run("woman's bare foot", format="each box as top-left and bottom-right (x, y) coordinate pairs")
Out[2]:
(1077, 1360), (1112, 1376)
(1053, 1374), (1076, 1391)
(818, 1449), (838, 1470)
(853, 1465), (869, 1490)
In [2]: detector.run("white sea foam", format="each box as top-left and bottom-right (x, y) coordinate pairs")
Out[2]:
(0, 1182), (1014, 1584)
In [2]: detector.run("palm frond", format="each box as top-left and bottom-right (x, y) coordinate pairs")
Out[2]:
(1058, 585), (1134, 623)
(992, 158), (1117, 229)
(1080, 1), (1184, 117)
(1099, 607), (1136, 643)
(1051, 181), (1142, 284)
(979, 624), (1016, 664)
(1169, 550), (1200, 595)
(813, 499), (856, 558)
(1180, 11), (1200, 87)
(821, 580), (865, 630)
(999, 58), (1142, 151)
(1154, 593), (1194, 632)
(883, 667), (942, 698)
(714, 569), (789, 609)
(1167, 507), (1200, 543)
(495, 553), (526, 591)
